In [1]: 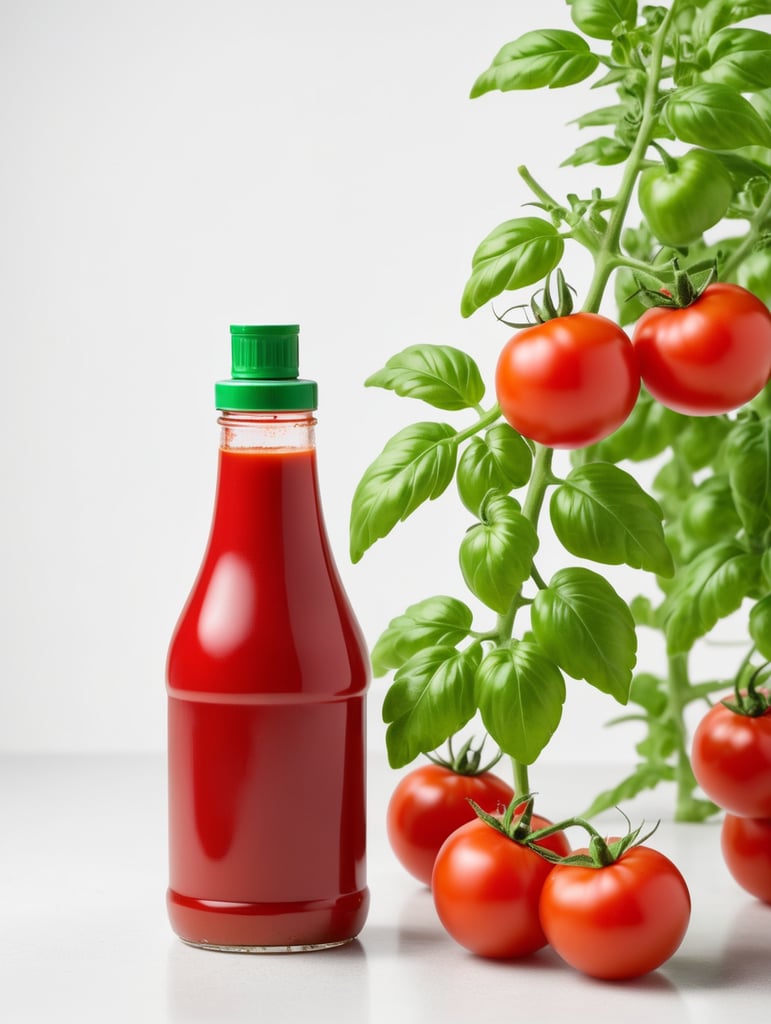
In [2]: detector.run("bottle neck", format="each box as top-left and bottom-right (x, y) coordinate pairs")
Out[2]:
(218, 410), (317, 451)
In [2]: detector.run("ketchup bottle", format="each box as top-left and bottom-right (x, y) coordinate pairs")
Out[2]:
(166, 324), (370, 951)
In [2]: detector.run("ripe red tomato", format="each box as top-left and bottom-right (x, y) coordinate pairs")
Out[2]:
(691, 698), (771, 818)
(494, 313), (639, 448)
(431, 816), (570, 958)
(721, 814), (771, 904)
(539, 844), (691, 979)
(386, 764), (513, 885)
(632, 283), (771, 415)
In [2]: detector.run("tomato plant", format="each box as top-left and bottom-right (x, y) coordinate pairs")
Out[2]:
(386, 757), (513, 885)
(539, 840), (691, 980)
(350, 1), (771, 834)
(431, 808), (569, 959)
(736, 247), (771, 305)
(691, 687), (771, 818)
(721, 814), (771, 904)
(632, 283), (771, 415)
(495, 313), (639, 448)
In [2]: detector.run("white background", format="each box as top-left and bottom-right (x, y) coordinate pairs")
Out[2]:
(0, 0), (762, 759)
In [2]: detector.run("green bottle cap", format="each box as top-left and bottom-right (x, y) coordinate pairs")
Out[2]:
(215, 324), (318, 411)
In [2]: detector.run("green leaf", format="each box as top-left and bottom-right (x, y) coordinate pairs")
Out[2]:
(561, 137), (631, 168)
(475, 642), (566, 764)
(456, 423), (533, 514)
(725, 417), (771, 539)
(701, 29), (771, 91)
(550, 463), (674, 577)
(580, 389), (684, 463)
(694, 1), (771, 45)
(470, 29), (599, 97)
(459, 493), (539, 613)
(571, 104), (628, 128)
(460, 217), (564, 318)
(750, 594), (771, 659)
(661, 541), (762, 653)
(365, 344), (485, 411)
(383, 644), (481, 768)
(677, 476), (742, 559)
(628, 672), (668, 716)
(676, 416), (732, 471)
(568, 0), (638, 40)
(531, 567), (637, 702)
(665, 84), (771, 149)
(581, 764), (674, 819)
(370, 596), (474, 676)
(350, 422), (457, 562)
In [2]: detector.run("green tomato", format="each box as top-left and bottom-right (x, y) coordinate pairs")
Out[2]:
(638, 149), (733, 247)
(736, 248), (771, 306)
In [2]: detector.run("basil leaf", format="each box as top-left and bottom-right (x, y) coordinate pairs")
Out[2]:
(475, 642), (566, 765)
(470, 29), (598, 97)
(459, 493), (539, 613)
(701, 29), (771, 91)
(552, 464), (673, 577)
(568, 0), (638, 40)
(694, 1), (771, 45)
(676, 416), (732, 471)
(750, 594), (771, 660)
(383, 644), (481, 769)
(350, 422), (457, 562)
(365, 344), (485, 411)
(725, 417), (771, 539)
(561, 137), (631, 168)
(571, 104), (628, 128)
(662, 542), (762, 654)
(456, 424), (533, 514)
(531, 567), (636, 702)
(371, 596), (474, 676)
(580, 389), (683, 464)
(628, 672), (668, 717)
(460, 217), (564, 319)
(665, 84), (771, 149)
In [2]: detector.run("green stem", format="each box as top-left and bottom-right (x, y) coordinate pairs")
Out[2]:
(455, 404), (501, 445)
(511, 758), (530, 799)
(667, 651), (698, 822)
(581, 7), (676, 314)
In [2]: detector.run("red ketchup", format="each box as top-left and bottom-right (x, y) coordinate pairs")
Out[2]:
(166, 324), (369, 951)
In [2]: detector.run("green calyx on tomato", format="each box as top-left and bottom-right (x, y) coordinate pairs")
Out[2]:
(425, 734), (503, 776)
(526, 810), (659, 868)
(638, 147), (733, 248)
(721, 663), (771, 718)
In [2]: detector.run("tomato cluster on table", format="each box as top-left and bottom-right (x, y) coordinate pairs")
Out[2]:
(387, 763), (691, 980)
(691, 693), (771, 904)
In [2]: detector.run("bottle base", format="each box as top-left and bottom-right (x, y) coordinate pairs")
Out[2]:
(180, 937), (353, 954)
(168, 887), (369, 952)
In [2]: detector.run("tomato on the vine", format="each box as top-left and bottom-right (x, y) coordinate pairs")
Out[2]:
(386, 763), (513, 885)
(721, 814), (771, 904)
(539, 844), (691, 979)
(632, 283), (771, 415)
(431, 816), (570, 959)
(690, 697), (771, 818)
(494, 313), (639, 449)
(638, 149), (733, 248)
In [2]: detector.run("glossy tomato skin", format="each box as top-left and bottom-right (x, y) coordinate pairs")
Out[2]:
(494, 313), (639, 449)
(431, 817), (570, 959)
(691, 700), (771, 818)
(632, 283), (771, 415)
(386, 765), (513, 885)
(539, 845), (691, 980)
(721, 814), (771, 904)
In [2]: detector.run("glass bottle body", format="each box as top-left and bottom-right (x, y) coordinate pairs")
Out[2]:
(166, 411), (369, 951)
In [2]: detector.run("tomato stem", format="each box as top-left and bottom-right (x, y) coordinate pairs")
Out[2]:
(581, 6), (676, 315)
(721, 186), (771, 280)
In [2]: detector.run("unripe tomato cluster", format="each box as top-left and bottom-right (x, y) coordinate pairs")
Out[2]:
(691, 697), (771, 903)
(494, 284), (771, 448)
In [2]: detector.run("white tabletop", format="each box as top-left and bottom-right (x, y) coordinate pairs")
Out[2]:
(1, 752), (769, 1023)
